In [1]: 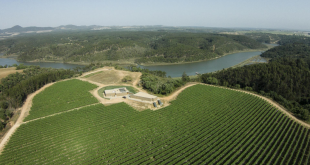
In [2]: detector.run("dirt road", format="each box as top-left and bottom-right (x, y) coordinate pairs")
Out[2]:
(0, 83), (55, 154)
(202, 83), (310, 129)
(78, 74), (151, 111)
(1, 68), (309, 155)
(80, 67), (112, 77)
(161, 82), (199, 102)
(80, 71), (310, 129)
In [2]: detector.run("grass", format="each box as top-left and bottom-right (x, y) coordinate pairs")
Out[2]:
(98, 85), (138, 98)
(1, 85), (309, 164)
(0, 67), (23, 82)
(83, 71), (103, 78)
(84, 69), (140, 85)
(24, 79), (98, 121)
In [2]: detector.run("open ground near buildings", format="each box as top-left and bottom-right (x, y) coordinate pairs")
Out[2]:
(0, 67), (310, 164)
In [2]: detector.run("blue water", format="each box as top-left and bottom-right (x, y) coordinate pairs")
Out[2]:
(1, 51), (266, 76)
(0, 58), (84, 69)
(140, 51), (264, 77)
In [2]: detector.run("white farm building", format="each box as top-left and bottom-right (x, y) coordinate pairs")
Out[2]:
(130, 92), (158, 102)
(104, 87), (129, 97)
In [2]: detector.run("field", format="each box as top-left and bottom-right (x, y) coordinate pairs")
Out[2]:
(82, 71), (103, 78)
(0, 67), (23, 82)
(23, 79), (98, 122)
(83, 69), (141, 85)
(0, 84), (309, 164)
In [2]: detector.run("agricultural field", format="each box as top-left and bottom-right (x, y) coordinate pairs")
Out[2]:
(24, 79), (98, 121)
(1, 84), (309, 164)
(83, 69), (141, 85)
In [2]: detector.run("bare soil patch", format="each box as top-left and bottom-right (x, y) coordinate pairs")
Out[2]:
(82, 67), (141, 86)
(0, 67), (23, 82)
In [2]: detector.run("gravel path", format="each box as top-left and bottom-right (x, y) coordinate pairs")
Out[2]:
(0, 83), (55, 154)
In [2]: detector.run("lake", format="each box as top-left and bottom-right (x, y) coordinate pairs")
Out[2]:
(0, 58), (84, 69)
(140, 51), (264, 77)
(1, 51), (265, 76)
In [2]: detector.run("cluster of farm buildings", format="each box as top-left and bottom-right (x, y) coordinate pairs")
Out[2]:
(104, 87), (162, 107)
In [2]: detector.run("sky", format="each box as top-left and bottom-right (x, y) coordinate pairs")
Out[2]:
(0, 0), (310, 30)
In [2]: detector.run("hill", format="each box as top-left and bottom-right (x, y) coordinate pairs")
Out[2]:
(0, 31), (267, 64)
(0, 83), (309, 164)
(201, 43), (310, 121)
(1, 25), (54, 33)
(261, 43), (310, 60)
(244, 32), (310, 45)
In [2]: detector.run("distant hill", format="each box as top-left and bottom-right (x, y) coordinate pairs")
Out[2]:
(57, 24), (99, 30)
(1, 25), (55, 33)
(0, 31), (267, 63)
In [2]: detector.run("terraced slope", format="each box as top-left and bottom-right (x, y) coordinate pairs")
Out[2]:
(0, 84), (309, 164)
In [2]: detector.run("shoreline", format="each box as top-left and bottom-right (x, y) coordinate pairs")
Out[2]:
(139, 48), (269, 66)
(1, 47), (271, 67)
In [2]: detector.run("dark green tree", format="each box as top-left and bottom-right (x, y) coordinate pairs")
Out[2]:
(182, 72), (190, 82)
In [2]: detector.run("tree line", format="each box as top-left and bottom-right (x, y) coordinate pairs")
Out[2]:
(0, 65), (82, 131)
(201, 43), (310, 121)
(0, 31), (266, 64)
(127, 66), (189, 95)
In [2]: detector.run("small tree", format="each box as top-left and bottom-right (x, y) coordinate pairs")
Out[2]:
(0, 122), (5, 130)
(5, 110), (13, 119)
(235, 84), (241, 89)
(122, 76), (132, 82)
(0, 101), (9, 109)
(182, 72), (190, 82)
(0, 108), (6, 120)
(298, 108), (310, 121)
(207, 77), (218, 85)
(244, 86), (253, 91)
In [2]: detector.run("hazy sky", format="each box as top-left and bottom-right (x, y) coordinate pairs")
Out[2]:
(1, 0), (310, 30)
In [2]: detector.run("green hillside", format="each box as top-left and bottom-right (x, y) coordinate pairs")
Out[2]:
(24, 79), (98, 121)
(0, 84), (309, 164)
(0, 31), (267, 64)
(0, 25), (54, 33)
(201, 42), (310, 121)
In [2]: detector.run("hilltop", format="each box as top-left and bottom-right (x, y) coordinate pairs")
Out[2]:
(0, 31), (267, 65)
(0, 25), (54, 33)
(0, 72), (309, 164)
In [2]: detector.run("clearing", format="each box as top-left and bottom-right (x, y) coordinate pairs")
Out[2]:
(0, 67), (23, 82)
(82, 67), (141, 85)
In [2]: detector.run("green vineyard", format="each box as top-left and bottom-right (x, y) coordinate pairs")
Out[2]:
(24, 79), (98, 121)
(1, 84), (309, 164)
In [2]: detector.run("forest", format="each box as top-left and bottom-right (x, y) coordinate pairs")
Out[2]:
(0, 65), (81, 130)
(201, 42), (310, 121)
(244, 32), (310, 45)
(127, 66), (187, 95)
(0, 31), (267, 64)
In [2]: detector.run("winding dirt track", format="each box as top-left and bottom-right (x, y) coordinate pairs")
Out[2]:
(161, 83), (199, 102)
(1, 69), (310, 155)
(202, 83), (310, 129)
(0, 83), (55, 154)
